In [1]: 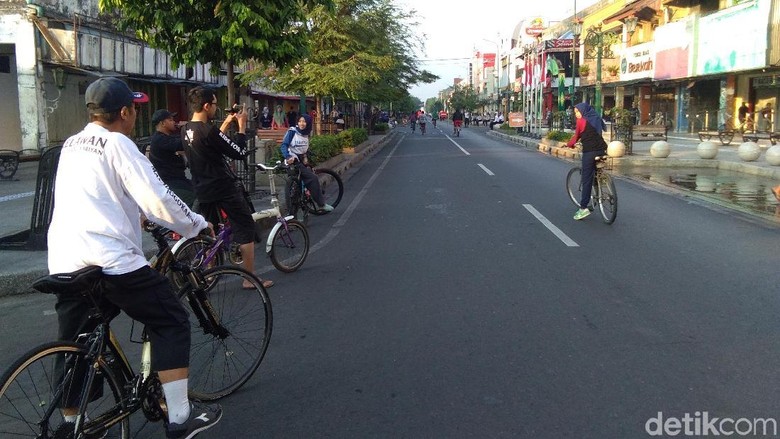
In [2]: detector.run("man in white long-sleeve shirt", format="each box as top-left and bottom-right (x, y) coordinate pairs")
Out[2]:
(47, 77), (221, 439)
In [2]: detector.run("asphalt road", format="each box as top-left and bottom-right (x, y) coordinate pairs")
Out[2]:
(0, 124), (778, 438)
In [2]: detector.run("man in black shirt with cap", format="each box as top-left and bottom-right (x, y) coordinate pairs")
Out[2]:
(149, 109), (196, 206)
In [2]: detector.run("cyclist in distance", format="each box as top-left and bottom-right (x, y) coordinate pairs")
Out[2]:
(409, 110), (417, 132)
(452, 108), (464, 136)
(183, 86), (274, 289)
(566, 102), (608, 221)
(281, 113), (335, 212)
(418, 110), (428, 134)
(47, 77), (221, 439)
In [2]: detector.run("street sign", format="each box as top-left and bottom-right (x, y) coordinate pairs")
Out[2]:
(508, 112), (526, 127)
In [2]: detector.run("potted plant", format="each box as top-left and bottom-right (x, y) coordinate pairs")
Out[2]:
(606, 65), (619, 77)
(578, 64), (590, 77)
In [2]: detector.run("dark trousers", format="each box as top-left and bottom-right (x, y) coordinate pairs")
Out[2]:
(294, 159), (325, 207)
(56, 266), (191, 372)
(579, 149), (606, 208)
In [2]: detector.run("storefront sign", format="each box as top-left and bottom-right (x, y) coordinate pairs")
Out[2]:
(654, 17), (693, 80)
(544, 39), (575, 52)
(483, 53), (496, 68)
(620, 42), (654, 81)
(696, 0), (770, 75)
(525, 18), (546, 37)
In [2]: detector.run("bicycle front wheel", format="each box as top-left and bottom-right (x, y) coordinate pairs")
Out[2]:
(0, 342), (129, 439)
(268, 219), (309, 273)
(597, 173), (618, 224)
(183, 266), (273, 401)
(171, 237), (226, 290)
(311, 168), (344, 214)
(566, 167), (583, 207)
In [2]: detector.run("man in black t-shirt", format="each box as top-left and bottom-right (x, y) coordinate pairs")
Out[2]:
(182, 87), (274, 289)
(149, 109), (195, 206)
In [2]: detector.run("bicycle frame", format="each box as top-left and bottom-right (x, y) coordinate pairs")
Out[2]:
(253, 162), (298, 253)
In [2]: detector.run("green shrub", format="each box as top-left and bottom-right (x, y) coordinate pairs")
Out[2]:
(374, 122), (389, 133)
(546, 130), (573, 142)
(309, 134), (341, 163)
(338, 128), (368, 148)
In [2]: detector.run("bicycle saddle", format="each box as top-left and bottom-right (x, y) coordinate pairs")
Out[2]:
(32, 265), (103, 296)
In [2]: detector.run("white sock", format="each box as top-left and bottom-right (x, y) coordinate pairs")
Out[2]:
(162, 379), (191, 424)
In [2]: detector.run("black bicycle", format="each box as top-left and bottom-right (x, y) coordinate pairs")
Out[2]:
(566, 155), (618, 224)
(286, 159), (343, 225)
(0, 225), (273, 438)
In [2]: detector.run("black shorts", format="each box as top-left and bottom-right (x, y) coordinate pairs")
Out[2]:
(199, 189), (256, 244)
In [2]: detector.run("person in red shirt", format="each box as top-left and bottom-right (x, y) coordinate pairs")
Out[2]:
(566, 102), (608, 221)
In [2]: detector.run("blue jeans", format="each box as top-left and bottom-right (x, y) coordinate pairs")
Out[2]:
(579, 150), (606, 208)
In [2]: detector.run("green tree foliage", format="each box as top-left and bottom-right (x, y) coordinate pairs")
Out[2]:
(98, 0), (333, 104)
(448, 86), (490, 113)
(246, 0), (436, 109)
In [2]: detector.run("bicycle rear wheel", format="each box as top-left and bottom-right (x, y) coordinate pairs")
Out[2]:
(597, 173), (618, 224)
(285, 177), (309, 225)
(566, 167), (583, 207)
(0, 342), (129, 438)
(268, 219), (309, 273)
(310, 168), (343, 214)
(182, 266), (272, 401)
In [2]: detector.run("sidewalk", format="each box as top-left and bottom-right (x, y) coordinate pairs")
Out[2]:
(484, 127), (780, 180)
(0, 132), (397, 297)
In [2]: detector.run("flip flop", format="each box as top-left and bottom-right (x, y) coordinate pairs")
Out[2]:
(244, 280), (274, 289)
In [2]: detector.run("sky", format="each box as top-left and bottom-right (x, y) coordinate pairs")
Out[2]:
(395, 0), (599, 101)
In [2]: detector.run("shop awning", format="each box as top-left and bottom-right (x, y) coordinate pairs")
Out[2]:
(603, 0), (661, 24)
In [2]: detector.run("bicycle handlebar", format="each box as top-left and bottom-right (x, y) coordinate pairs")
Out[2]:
(253, 161), (288, 172)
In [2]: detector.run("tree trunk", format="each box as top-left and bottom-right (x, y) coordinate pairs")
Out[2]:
(315, 95), (322, 135)
(226, 60), (236, 108)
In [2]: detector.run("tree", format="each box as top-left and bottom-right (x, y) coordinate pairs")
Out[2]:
(449, 86), (490, 113)
(98, 0), (334, 106)
(243, 0), (436, 132)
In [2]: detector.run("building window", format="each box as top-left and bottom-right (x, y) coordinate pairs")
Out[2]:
(0, 56), (10, 73)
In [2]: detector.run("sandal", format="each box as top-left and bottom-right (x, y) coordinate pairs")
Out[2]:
(243, 279), (274, 289)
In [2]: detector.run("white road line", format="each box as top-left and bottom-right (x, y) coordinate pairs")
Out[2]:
(446, 135), (471, 155)
(478, 164), (494, 176)
(522, 204), (579, 247)
(0, 191), (35, 203)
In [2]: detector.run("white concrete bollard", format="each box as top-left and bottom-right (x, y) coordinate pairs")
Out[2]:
(607, 140), (626, 157)
(765, 145), (780, 166)
(697, 141), (718, 159)
(650, 140), (671, 158)
(738, 141), (761, 162)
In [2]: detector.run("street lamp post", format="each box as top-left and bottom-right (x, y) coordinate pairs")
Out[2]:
(570, 20), (582, 105)
(583, 24), (620, 115)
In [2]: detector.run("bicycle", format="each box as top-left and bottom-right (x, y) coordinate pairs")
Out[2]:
(566, 155), (618, 224)
(419, 121), (427, 135)
(0, 227), (272, 437)
(285, 158), (343, 225)
(176, 161), (310, 274)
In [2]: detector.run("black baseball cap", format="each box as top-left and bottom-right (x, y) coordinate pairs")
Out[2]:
(152, 109), (177, 125)
(85, 77), (149, 114)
